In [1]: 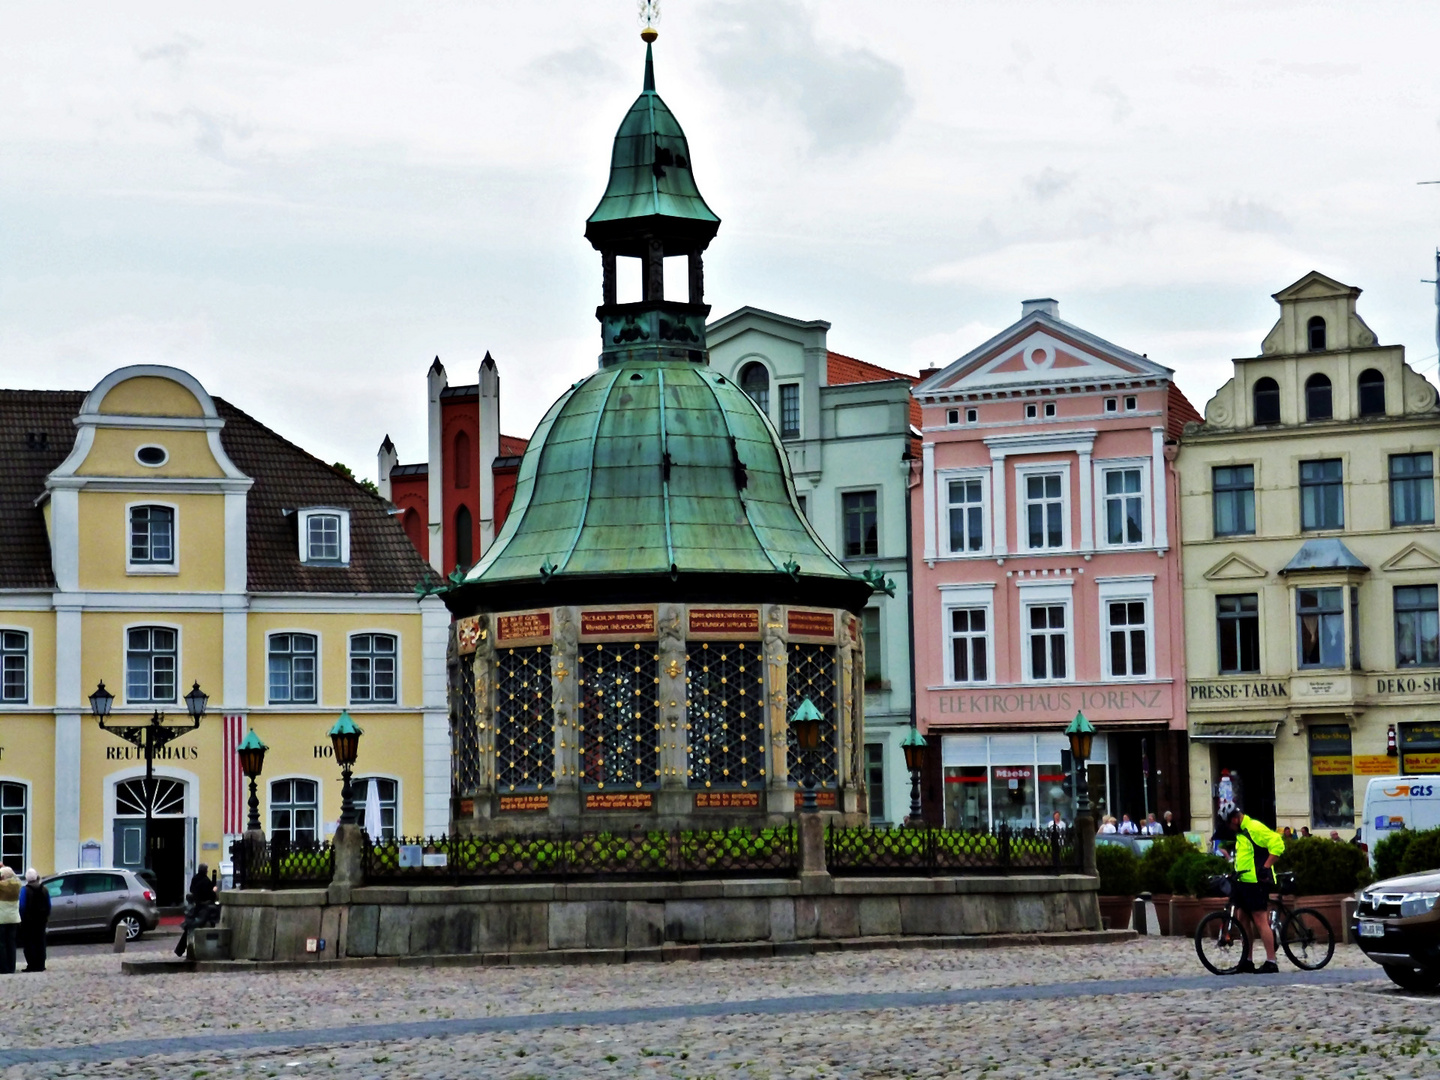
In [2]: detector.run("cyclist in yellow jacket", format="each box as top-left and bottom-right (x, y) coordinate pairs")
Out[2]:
(1224, 806), (1284, 974)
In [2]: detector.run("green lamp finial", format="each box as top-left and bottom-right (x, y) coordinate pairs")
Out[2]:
(1064, 711), (1095, 737)
(328, 710), (363, 738)
(237, 729), (267, 751)
(790, 698), (822, 724)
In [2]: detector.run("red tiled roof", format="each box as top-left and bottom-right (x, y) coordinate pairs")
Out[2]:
(499, 434), (529, 458)
(1167, 383), (1203, 440)
(826, 351), (922, 432)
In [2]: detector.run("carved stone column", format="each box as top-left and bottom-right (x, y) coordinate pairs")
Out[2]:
(763, 605), (791, 816)
(550, 606), (581, 820)
(836, 614), (858, 815)
(472, 617), (497, 821)
(656, 603), (689, 817)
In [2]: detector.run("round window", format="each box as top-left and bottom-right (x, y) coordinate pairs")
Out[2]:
(136, 445), (168, 467)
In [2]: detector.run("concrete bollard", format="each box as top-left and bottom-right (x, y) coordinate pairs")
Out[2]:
(112, 923), (128, 953)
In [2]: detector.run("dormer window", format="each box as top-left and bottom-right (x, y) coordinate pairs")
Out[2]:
(128, 505), (176, 573)
(1307, 316), (1326, 352)
(298, 508), (350, 565)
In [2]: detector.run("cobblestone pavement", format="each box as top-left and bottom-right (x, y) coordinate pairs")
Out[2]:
(1, 938), (1436, 1078)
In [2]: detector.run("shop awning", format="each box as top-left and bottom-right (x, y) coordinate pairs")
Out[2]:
(1189, 721), (1280, 742)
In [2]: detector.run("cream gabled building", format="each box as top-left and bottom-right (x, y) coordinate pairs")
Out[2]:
(1178, 272), (1440, 835)
(0, 366), (446, 902)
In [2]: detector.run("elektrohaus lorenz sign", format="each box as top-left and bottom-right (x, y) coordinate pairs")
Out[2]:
(932, 687), (1170, 723)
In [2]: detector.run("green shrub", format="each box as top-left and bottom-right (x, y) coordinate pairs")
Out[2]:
(1398, 828), (1440, 876)
(1275, 836), (1367, 895)
(1095, 842), (1141, 896)
(1139, 835), (1197, 895)
(1373, 829), (1421, 881)
(1168, 850), (1232, 897)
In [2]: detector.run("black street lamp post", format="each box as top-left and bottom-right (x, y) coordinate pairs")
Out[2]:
(1065, 710), (1097, 876)
(789, 699), (822, 813)
(901, 724), (927, 825)
(328, 711), (364, 827)
(236, 730), (268, 833)
(90, 679), (208, 873)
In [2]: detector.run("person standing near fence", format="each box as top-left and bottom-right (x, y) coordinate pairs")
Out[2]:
(0, 867), (20, 974)
(18, 869), (50, 972)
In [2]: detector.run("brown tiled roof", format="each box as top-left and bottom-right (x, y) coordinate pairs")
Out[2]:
(1166, 382), (1203, 441)
(0, 389), (430, 595)
(215, 400), (432, 593)
(499, 434), (529, 457)
(0, 390), (85, 589)
(826, 351), (923, 431)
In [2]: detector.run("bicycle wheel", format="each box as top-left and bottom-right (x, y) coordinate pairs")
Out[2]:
(1280, 907), (1335, 970)
(1195, 909), (1251, 975)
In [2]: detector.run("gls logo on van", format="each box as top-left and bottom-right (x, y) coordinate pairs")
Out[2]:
(1383, 784), (1437, 798)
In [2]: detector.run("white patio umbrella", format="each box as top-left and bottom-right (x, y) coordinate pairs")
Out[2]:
(363, 780), (384, 839)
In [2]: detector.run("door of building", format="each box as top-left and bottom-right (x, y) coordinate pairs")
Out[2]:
(113, 778), (189, 906)
(1211, 742), (1276, 828)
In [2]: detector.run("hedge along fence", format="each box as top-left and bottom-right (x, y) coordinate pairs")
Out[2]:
(825, 824), (1079, 876)
(1373, 827), (1440, 881)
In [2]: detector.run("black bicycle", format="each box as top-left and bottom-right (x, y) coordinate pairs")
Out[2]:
(1194, 871), (1336, 975)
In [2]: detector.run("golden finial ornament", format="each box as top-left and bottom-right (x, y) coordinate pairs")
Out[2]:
(639, 0), (660, 41)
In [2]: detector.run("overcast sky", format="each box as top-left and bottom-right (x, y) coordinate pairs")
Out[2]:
(4, 1), (1439, 480)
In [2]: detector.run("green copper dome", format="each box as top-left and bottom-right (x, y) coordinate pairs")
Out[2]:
(449, 358), (869, 613)
(585, 44), (720, 253)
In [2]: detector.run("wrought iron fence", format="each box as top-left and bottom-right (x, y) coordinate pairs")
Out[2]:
(362, 824), (797, 884)
(826, 824), (1079, 876)
(230, 836), (335, 890)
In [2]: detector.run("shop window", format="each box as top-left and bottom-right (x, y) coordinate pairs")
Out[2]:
(1106, 601), (1148, 678)
(861, 609), (882, 690)
(1026, 604), (1068, 681)
(1358, 369), (1386, 417)
(942, 734), (1108, 832)
(1022, 472), (1066, 551)
(350, 633), (397, 704)
(1307, 316), (1327, 352)
(779, 383), (800, 439)
(1252, 377), (1281, 425)
(126, 626), (177, 703)
(1308, 725), (1354, 830)
(495, 645), (556, 792)
(128, 505), (174, 566)
(269, 779), (318, 844)
(352, 776), (398, 840)
(1102, 467), (1145, 545)
(945, 476), (985, 554)
(1, 631), (27, 703)
(1296, 588), (1345, 669)
(0, 783), (25, 872)
(991, 765), (1037, 830)
(947, 608), (989, 684)
(739, 362), (769, 415)
(685, 641), (764, 790)
(1216, 594), (1260, 675)
(1390, 453), (1434, 527)
(1299, 459), (1343, 531)
(842, 491), (878, 557)
(1305, 373), (1333, 421)
(1399, 722), (1440, 774)
(1212, 465), (1255, 537)
(865, 743), (885, 822)
(267, 633), (317, 704)
(1395, 585), (1440, 668)
(580, 642), (662, 789)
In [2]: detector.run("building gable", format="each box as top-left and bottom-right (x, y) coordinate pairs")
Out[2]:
(1202, 552), (1269, 581)
(1380, 541), (1440, 573)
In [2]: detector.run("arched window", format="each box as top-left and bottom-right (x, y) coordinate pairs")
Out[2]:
(455, 505), (473, 570)
(1305, 373), (1333, 421)
(0, 782), (27, 872)
(1253, 377), (1280, 425)
(1307, 316), (1327, 352)
(353, 776), (398, 840)
(453, 430), (471, 490)
(739, 362), (770, 415)
(400, 507), (425, 555)
(1358, 368), (1386, 417)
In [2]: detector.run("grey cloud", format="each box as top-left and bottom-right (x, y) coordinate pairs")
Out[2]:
(1091, 80), (1132, 123)
(146, 107), (254, 163)
(137, 34), (202, 69)
(526, 44), (622, 88)
(702, 1), (911, 151)
(1209, 198), (1291, 234)
(1026, 167), (1076, 201)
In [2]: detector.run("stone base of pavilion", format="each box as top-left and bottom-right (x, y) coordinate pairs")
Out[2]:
(218, 874), (1103, 965)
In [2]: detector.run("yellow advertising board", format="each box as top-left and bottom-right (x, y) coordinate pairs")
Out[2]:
(1354, 755), (1399, 776)
(1310, 755), (1353, 777)
(1403, 753), (1440, 774)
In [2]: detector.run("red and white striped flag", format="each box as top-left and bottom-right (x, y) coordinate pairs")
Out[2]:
(223, 714), (246, 833)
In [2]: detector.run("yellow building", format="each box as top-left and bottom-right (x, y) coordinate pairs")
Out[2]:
(0, 365), (445, 903)
(1178, 272), (1440, 835)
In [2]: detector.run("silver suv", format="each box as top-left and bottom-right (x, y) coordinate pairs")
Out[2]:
(41, 868), (160, 941)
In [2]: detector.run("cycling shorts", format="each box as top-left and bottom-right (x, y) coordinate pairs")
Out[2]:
(1233, 881), (1270, 914)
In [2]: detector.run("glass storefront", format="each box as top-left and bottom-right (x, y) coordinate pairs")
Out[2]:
(941, 733), (1111, 830)
(1308, 724), (1353, 829)
(1399, 722), (1440, 775)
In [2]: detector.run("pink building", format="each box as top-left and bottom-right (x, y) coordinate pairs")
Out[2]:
(911, 300), (1200, 830)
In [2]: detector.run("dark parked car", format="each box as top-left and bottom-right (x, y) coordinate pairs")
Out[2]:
(41, 869), (160, 941)
(1353, 868), (1440, 990)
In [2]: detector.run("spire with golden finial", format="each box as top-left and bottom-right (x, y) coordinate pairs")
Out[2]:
(638, 0), (660, 42)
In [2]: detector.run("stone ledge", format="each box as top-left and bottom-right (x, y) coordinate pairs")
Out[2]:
(220, 889), (328, 908)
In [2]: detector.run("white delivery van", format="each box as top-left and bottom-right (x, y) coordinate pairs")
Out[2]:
(1361, 775), (1440, 866)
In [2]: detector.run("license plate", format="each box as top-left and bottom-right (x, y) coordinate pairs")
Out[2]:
(1359, 919), (1386, 938)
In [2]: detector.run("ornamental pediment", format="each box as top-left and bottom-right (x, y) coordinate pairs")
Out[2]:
(1202, 552), (1268, 581)
(1380, 541), (1440, 572)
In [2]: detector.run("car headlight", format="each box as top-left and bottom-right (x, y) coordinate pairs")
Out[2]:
(1399, 892), (1440, 919)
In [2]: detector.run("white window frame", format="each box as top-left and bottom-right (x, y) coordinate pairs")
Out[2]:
(1019, 581), (1074, 684)
(125, 501), (179, 576)
(1093, 458), (1152, 550)
(0, 628), (30, 705)
(946, 409), (960, 426)
(1104, 397), (1118, 413)
(1124, 395), (1138, 411)
(267, 775), (323, 844)
(777, 382), (801, 440)
(352, 774), (402, 840)
(123, 622), (181, 706)
(1015, 461), (1072, 554)
(940, 584), (996, 686)
(966, 408), (978, 424)
(1097, 576), (1157, 682)
(297, 507), (350, 566)
(0, 778), (30, 874)
(1043, 401), (1056, 417)
(266, 630), (321, 706)
(936, 467), (991, 557)
(1025, 403), (1038, 419)
(348, 630), (400, 707)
